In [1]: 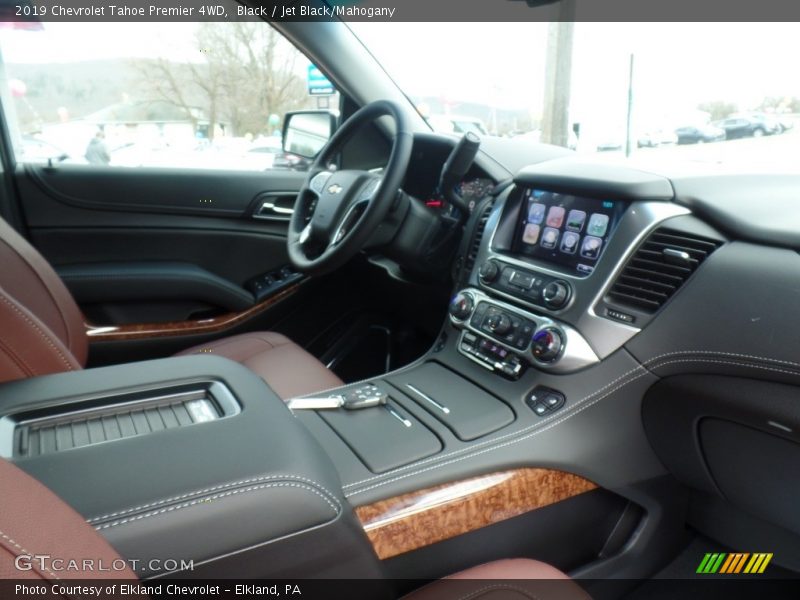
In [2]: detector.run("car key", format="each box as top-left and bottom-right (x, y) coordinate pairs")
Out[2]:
(286, 395), (345, 410)
(341, 384), (388, 409)
(287, 384), (387, 411)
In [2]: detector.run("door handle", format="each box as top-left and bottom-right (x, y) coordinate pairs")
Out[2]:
(262, 201), (294, 215)
(252, 193), (296, 221)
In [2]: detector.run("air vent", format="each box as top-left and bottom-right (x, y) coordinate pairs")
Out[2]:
(607, 228), (721, 313)
(464, 202), (493, 273)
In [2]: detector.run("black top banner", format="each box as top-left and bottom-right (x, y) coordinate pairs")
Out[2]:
(3, 0), (800, 22)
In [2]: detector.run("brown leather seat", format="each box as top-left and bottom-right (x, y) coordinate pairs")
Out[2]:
(0, 458), (137, 582)
(1, 456), (588, 597)
(403, 558), (591, 600)
(176, 331), (343, 400)
(0, 217), (341, 399)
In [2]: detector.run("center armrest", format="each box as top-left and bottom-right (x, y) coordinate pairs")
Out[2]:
(0, 355), (382, 579)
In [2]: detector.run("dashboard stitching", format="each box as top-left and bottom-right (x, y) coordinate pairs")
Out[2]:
(86, 475), (341, 523)
(94, 482), (341, 531)
(344, 351), (800, 496)
(347, 370), (653, 495)
(341, 362), (648, 490)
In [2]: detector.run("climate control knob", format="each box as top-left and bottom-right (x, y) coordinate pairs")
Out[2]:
(478, 261), (500, 283)
(531, 328), (564, 363)
(542, 280), (570, 309)
(485, 313), (512, 335)
(448, 291), (474, 321)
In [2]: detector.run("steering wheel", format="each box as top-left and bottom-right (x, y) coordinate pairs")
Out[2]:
(287, 100), (413, 275)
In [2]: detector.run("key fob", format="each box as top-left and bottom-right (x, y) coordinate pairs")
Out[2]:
(342, 384), (388, 410)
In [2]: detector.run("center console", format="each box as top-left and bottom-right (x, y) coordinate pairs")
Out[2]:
(0, 356), (384, 580)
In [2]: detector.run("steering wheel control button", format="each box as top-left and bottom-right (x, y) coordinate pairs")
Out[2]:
(526, 387), (566, 417)
(449, 292), (475, 321)
(309, 171), (333, 195)
(542, 280), (571, 309)
(531, 327), (564, 363)
(357, 178), (381, 202)
(478, 260), (500, 283)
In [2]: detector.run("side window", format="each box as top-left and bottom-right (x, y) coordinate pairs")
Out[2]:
(0, 22), (338, 171)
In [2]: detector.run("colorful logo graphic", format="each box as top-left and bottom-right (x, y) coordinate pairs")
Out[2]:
(696, 552), (773, 574)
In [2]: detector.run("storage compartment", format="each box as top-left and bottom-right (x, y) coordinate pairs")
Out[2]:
(1, 381), (239, 458)
(643, 374), (800, 547)
(700, 419), (800, 535)
(389, 362), (514, 441)
(320, 398), (442, 473)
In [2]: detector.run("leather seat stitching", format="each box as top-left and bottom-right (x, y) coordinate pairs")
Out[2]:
(457, 585), (542, 600)
(94, 483), (341, 531)
(0, 292), (74, 370)
(1, 238), (76, 352)
(86, 475), (341, 523)
(186, 335), (280, 356)
(0, 528), (62, 581)
(0, 339), (35, 377)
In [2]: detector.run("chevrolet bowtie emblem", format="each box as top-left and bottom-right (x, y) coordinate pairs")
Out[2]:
(327, 183), (343, 194)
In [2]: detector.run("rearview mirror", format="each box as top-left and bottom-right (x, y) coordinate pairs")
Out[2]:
(281, 111), (337, 159)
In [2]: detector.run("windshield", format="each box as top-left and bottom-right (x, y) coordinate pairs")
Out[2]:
(351, 22), (800, 170)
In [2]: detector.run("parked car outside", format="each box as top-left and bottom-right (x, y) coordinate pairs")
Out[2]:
(714, 114), (780, 139)
(675, 123), (726, 144)
(637, 128), (678, 148)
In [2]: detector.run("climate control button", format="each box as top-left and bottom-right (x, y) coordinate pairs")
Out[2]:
(449, 292), (475, 321)
(485, 313), (512, 335)
(531, 327), (564, 362)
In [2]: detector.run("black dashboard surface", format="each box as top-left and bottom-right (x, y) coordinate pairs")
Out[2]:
(671, 173), (800, 250)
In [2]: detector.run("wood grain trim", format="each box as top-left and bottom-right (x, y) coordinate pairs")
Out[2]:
(355, 468), (597, 560)
(85, 282), (303, 341)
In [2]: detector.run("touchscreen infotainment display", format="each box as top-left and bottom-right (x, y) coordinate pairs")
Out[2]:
(512, 189), (625, 276)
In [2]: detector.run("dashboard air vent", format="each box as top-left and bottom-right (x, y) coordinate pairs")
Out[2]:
(464, 202), (493, 273)
(607, 228), (721, 313)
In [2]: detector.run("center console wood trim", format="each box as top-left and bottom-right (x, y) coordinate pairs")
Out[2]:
(355, 467), (597, 559)
(84, 282), (303, 342)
